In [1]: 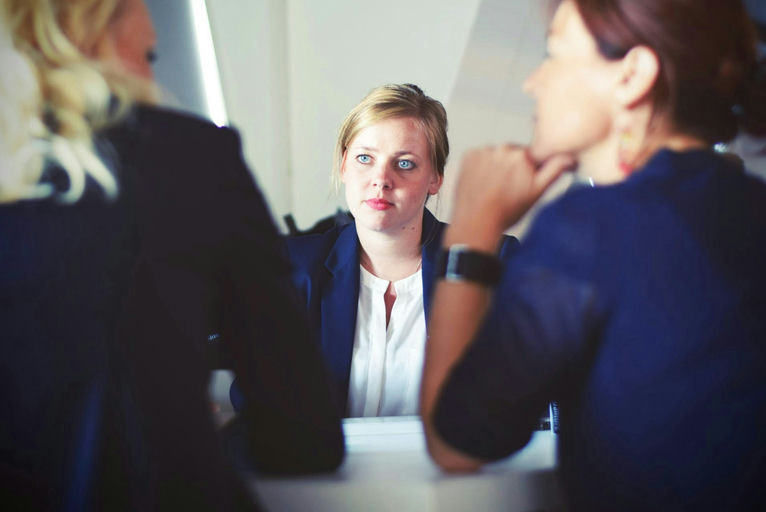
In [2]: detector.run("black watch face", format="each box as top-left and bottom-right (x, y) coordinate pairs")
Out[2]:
(438, 247), (501, 285)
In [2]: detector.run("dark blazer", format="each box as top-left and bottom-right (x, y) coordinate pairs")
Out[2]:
(433, 149), (766, 511)
(286, 209), (520, 413)
(1, 106), (343, 511)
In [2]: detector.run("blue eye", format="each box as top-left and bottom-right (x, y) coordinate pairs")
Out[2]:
(397, 159), (415, 170)
(356, 154), (371, 164)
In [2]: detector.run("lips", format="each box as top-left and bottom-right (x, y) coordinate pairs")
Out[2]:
(365, 198), (393, 211)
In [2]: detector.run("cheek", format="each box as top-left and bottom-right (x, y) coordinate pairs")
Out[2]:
(117, 45), (153, 78)
(533, 68), (613, 157)
(557, 101), (610, 144)
(404, 178), (437, 206)
(342, 172), (363, 204)
(111, 19), (154, 79)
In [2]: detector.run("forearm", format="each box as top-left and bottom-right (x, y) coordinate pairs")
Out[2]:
(421, 145), (571, 470)
(421, 222), (503, 471)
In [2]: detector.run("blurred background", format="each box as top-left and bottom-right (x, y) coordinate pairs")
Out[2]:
(147, 0), (766, 236)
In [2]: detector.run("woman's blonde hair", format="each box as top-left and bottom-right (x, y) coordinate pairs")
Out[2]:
(332, 83), (449, 191)
(0, 0), (156, 204)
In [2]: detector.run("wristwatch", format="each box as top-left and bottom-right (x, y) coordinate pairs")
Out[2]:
(436, 244), (502, 286)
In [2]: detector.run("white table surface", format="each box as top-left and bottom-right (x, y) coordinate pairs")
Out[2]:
(248, 416), (565, 512)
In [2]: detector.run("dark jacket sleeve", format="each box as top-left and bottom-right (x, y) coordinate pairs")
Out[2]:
(214, 136), (345, 473)
(433, 195), (600, 461)
(121, 107), (344, 480)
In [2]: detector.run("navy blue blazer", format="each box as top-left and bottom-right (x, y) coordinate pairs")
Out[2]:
(286, 209), (520, 414)
(433, 149), (766, 511)
(1, 106), (343, 511)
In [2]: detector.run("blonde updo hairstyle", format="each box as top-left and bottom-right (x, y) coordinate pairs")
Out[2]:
(0, 0), (156, 204)
(332, 83), (449, 192)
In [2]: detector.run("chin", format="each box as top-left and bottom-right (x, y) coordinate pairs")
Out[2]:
(528, 142), (551, 165)
(529, 139), (580, 168)
(356, 212), (392, 232)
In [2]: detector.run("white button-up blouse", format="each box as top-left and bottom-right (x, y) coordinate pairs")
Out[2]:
(346, 265), (426, 417)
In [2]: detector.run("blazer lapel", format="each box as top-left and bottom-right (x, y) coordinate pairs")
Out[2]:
(321, 223), (360, 412)
(421, 209), (445, 323)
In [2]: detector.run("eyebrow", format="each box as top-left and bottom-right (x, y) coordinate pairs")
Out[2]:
(351, 146), (421, 158)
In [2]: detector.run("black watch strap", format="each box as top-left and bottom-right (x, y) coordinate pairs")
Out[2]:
(436, 244), (502, 286)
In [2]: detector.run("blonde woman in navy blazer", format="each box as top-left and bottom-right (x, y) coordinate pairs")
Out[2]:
(286, 84), (519, 416)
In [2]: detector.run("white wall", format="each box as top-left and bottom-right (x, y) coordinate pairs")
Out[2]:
(434, 0), (571, 236)
(206, 0), (483, 231)
(284, 0), (482, 229)
(205, 0), (291, 226)
(204, 0), (556, 233)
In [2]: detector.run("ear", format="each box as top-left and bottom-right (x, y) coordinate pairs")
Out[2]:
(428, 172), (444, 195)
(614, 45), (660, 108)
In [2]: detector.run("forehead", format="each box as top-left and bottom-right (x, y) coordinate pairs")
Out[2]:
(548, 1), (598, 55)
(349, 116), (429, 153)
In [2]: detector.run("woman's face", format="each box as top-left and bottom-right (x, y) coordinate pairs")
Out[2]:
(103, 0), (157, 79)
(523, 0), (620, 165)
(341, 116), (442, 236)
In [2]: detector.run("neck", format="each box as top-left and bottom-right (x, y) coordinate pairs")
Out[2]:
(638, 132), (708, 164)
(357, 218), (423, 282)
(579, 117), (707, 184)
(578, 132), (623, 185)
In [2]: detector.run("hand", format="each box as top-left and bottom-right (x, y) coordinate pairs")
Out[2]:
(450, 145), (575, 241)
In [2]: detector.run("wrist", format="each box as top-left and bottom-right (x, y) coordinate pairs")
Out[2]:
(436, 244), (503, 287)
(443, 221), (504, 253)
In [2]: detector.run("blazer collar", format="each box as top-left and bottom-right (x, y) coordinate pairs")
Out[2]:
(324, 221), (360, 274)
(324, 209), (442, 275)
(420, 208), (444, 321)
(321, 222), (360, 413)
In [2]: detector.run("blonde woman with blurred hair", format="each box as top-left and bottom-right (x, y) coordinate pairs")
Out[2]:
(279, 84), (519, 417)
(0, 1), (343, 510)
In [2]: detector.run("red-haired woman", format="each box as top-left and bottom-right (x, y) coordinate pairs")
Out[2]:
(422, 1), (766, 510)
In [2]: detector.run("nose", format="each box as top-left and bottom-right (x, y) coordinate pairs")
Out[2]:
(522, 64), (542, 95)
(370, 162), (393, 190)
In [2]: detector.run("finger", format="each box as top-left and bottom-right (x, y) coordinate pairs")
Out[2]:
(532, 153), (576, 195)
